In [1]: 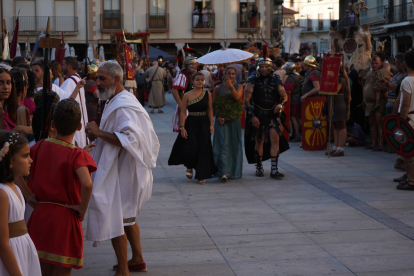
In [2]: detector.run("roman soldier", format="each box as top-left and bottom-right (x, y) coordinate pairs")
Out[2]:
(283, 62), (302, 142)
(84, 63), (100, 124)
(244, 44), (289, 179)
(301, 55), (320, 103)
(171, 56), (198, 132)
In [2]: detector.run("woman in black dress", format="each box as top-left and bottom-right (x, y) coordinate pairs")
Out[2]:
(168, 72), (217, 183)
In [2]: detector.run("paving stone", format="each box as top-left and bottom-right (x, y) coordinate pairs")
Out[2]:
(320, 240), (414, 257)
(220, 244), (332, 263)
(228, 257), (353, 276)
(211, 233), (314, 248)
(337, 254), (414, 273)
(304, 229), (408, 244)
(291, 219), (388, 232)
(141, 237), (217, 252)
(203, 222), (300, 237)
(75, 94), (414, 275)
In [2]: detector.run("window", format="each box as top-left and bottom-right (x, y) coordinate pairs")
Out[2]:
(377, 0), (384, 13)
(56, 0), (75, 17)
(290, 0), (294, 8)
(16, 0), (35, 16)
(194, 0), (211, 10)
(104, 0), (120, 18)
(320, 42), (327, 53)
(307, 14), (312, 30)
(150, 0), (166, 15)
(318, 13), (323, 30)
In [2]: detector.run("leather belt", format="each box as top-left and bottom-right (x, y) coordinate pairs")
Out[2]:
(254, 103), (277, 111)
(388, 99), (396, 103)
(9, 220), (28, 238)
(188, 112), (206, 116)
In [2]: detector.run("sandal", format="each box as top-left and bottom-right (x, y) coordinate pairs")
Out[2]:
(394, 174), (408, 183)
(158, 110), (164, 113)
(198, 180), (206, 184)
(150, 110), (154, 114)
(397, 181), (414, 190)
(221, 174), (228, 182)
(186, 169), (193, 179)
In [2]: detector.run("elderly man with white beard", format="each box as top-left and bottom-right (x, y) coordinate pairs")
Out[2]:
(85, 61), (160, 276)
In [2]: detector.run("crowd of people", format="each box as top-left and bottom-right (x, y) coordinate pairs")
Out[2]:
(1, 42), (414, 275)
(137, 48), (414, 191)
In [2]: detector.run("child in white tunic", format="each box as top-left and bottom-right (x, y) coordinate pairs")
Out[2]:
(0, 132), (41, 276)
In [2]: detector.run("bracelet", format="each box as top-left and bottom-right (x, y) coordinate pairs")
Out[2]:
(180, 126), (185, 128)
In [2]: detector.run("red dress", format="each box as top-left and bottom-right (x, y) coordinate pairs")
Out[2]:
(27, 138), (97, 269)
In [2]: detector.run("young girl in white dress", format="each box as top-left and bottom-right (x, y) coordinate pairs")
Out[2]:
(0, 131), (41, 276)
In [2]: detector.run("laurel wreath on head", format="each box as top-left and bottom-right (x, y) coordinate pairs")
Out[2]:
(213, 93), (243, 121)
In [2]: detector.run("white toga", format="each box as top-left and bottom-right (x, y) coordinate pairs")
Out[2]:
(86, 90), (159, 244)
(60, 74), (89, 149)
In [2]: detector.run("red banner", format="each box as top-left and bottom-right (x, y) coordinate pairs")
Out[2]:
(124, 44), (134, 80)
(319, 53), (341, 95)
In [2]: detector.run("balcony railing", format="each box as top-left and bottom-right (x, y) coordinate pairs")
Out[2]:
(101, 13), (123, 32)
(237, 12), (261, 32)
(304, 25), (331, 32)
(14, 16), (78, 35)
(147, 14), (169, 32)
(271, 15), (283, 29)
(192, 12), (215, 32)
(384, 2), (414, 24)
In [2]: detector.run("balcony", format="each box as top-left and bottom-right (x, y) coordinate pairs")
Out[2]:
(101, 12), (123, 33)
(237, 13), (261, 32)
(303, 25), (331, 32)
(147, 14), (169, 33)
(14, 16), (78, 35)
(384, 2), (414, 25)
(192, 13), (215, 33)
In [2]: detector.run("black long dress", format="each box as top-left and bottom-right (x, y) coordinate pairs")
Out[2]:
(168, 91), (218, 180)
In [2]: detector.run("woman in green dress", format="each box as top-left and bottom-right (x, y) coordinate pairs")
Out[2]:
(212, 66), (244, 181)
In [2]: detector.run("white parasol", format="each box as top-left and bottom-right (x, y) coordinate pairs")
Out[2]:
(87, 46), (94, 60)
(196, 48), (253, 66)
(65, 43), (70, 57)
(70, 47), (76, 57)
(99, 46), (105, 60)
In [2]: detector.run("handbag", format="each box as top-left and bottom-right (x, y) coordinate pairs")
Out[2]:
(146, 67), (159, 92)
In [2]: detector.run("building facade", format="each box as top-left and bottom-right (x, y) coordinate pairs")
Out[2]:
(339, 0), (414, 57)
(1, 0), (340, 59)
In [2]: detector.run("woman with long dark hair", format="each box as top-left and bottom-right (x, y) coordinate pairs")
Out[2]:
(168, 72), (217, 184)
(0, 68), (32, 135)
(212, 66), (244, 181)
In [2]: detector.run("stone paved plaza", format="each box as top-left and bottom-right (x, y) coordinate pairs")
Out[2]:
(75, 94), (414, 276)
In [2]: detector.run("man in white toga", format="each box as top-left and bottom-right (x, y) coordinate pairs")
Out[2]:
(85, 61), (159, 275)
(60, 56), (89, 148)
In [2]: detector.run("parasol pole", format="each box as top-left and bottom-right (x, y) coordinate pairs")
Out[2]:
(41, 18), (51, 140)
(224, 0), (227, 47)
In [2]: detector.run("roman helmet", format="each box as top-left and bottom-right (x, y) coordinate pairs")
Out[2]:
(256, 44), (273, 76)
(87, 64), (98, 76)
(303, 55), (317, 69)
(283, 62), (298, 75)
(185, 56), (198, 73)
(91, 59), (100, 66)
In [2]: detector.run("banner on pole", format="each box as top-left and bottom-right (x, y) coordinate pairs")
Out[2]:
(319, 53), (341, 95)
(124, 44), (134, 81)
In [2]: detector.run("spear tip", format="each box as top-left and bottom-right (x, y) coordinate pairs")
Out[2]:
(46, 17), (50, 36)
